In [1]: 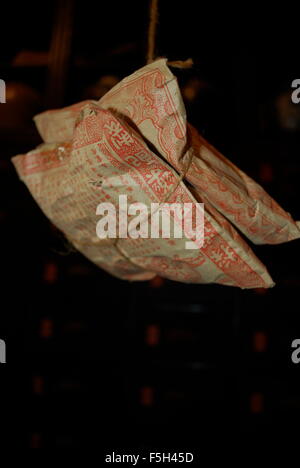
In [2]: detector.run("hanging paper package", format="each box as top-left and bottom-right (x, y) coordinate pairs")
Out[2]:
(12, 59), (300, 288)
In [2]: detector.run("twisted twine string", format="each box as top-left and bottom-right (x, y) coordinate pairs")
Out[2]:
(147, 0), (159, 64)
(147, 0), (193, 69)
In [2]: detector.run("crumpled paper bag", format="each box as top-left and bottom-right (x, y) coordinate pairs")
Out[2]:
(12, 59), (300, 288)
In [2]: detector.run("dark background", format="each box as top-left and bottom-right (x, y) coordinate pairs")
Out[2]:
(0, 0), (300, 450)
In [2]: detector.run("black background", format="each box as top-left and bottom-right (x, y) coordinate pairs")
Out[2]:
(0, 0), (300, 450)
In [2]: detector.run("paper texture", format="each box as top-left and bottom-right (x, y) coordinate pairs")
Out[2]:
(12, 59), (300, 288)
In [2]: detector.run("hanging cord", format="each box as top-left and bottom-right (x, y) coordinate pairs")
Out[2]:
(147, 0), (159, 64)
(168, 58), (193, 69)
(146, 0), (193, 68)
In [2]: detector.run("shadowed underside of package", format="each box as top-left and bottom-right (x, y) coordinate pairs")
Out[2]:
(12, 59), (300, 289)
